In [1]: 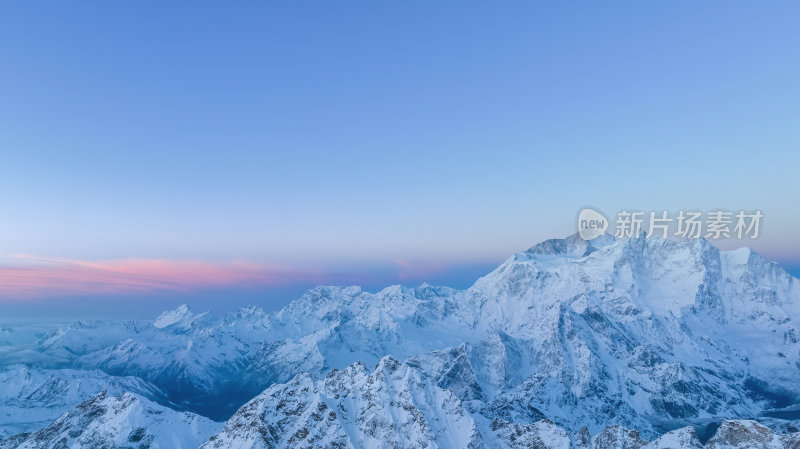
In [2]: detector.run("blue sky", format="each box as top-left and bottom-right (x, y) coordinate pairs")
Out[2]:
(1, 1), (798, 315)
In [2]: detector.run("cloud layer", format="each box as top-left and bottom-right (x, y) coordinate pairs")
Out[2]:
(0, 255), (327, 299)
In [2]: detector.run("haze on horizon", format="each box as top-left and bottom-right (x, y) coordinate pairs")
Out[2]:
(1, 1), (799, 315)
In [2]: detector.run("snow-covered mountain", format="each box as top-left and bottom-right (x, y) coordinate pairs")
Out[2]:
(200, 356), (800, 449)
(0, 365), (165, 440)
(2, 234), (800, 447)
(201, 356), (566, 449)
(0, 391), (221, 449)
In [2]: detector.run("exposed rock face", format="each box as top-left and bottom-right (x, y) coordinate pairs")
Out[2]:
(704, 420), (782, 449)
(202, 357), (485, 449)
(591, 426), (647, 449)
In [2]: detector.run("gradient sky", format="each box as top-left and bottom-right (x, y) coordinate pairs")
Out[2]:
(1, 1), (799, 316)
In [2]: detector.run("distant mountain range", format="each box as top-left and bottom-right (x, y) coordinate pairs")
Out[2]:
(2, 234), (800, 448)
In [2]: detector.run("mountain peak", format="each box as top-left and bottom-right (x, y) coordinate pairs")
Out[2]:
(153, 304), (198, 329)
(526, 233), (615, 258)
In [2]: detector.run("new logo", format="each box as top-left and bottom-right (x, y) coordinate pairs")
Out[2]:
(577, 208), (608, 240)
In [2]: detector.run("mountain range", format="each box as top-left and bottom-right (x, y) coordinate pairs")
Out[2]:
(2, 233), (800, 448)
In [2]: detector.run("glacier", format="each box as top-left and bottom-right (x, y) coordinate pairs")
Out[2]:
(2, 233), (800, 448)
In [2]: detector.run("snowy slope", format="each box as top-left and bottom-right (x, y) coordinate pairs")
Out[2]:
(1, 391), (221, 449)
(0, 365), (165, 439)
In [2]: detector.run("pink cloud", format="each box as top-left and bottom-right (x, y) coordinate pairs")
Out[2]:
(0, 254), (329, 299)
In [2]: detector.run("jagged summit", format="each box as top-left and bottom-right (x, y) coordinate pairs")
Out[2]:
(153, 303), (209, 329)
(525, 232), (616, 257)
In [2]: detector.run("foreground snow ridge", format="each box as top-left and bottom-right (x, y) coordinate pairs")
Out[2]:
(2, 391), (221, 449)
(2, 234), (800, 448)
